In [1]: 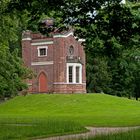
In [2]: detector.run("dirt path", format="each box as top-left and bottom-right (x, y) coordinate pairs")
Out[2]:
(35, 126), (140, 140)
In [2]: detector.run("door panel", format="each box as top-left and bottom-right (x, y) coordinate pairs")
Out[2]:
(39, 72), (48, 92)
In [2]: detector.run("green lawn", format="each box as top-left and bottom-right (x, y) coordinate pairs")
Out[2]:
(0, 94), (140, 139)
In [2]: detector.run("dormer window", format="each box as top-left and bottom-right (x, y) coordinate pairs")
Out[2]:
(37, 46), (48, 57)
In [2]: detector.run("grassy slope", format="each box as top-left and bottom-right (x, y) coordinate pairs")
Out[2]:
(0, 94), (140, 126)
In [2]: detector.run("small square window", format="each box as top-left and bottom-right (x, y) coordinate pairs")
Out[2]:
(40, 48), (46, 56)
(37, 46), (48, 57)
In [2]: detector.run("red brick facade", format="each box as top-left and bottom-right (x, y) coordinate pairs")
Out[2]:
(22, 30), (86, 93)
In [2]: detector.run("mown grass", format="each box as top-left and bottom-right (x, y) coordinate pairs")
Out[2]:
(0, 94), (140, 139)
(80, 128), (140, 140)
(0, 119), (86, 140)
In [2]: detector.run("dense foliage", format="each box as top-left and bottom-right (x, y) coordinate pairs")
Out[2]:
(84, 2), (140, 98)
(1, 0), (140, 99)
(0, 0), (32, 99)
(59, 0), (140, 98)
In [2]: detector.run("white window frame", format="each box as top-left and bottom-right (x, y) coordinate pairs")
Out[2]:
(37, 46), (48, 57)
(67, 63), (82, 84)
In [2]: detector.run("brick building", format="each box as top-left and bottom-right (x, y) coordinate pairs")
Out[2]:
(22, 30), (86, 93)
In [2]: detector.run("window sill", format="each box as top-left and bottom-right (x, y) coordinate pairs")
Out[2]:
(67, 83), (82, 85)
(38, 55), (47, 57)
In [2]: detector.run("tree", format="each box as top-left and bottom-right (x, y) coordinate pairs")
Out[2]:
(0, 1), (32, 99)
(4, 0), (140, 99)
(0, 46), (32, 99)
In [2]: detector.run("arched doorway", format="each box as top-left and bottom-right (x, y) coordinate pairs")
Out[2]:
(39, 72), (48, 93)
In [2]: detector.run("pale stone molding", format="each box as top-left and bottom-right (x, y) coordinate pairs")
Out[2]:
(53, 82), (85, 85)
(31, 61), (53, 66)
(53, 32), (74, 38)
(22, 38), (32, 41)
(78, 39), (86, 42)
(31, 41), (53, 46)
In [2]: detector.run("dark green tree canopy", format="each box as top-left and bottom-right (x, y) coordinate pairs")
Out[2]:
(1, 0), (140, 99)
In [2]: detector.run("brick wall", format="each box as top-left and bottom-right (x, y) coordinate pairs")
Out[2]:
(22, 31), (86, 93)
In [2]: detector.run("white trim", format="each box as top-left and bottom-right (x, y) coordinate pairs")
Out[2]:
(22, 38), (32, 41)
(67, 63), (82, 84)
(31, 61), (53, 66)
(78, 39), (85, 42)
(73, 65), (76, 83)
(53, 82), (85, 85)
(79, 66), (82, 84)
(53, 82), (66, 84)
(53, 32), (73, 38)
(82, 82), (86, 86)
(28, 83), (32, 86)
(74, 36), (85, 42)
(37, 46), (48, 57)
(31, 41), (53, 46)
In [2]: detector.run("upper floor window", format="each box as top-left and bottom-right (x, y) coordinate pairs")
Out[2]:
(37, 46), (48, 57)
